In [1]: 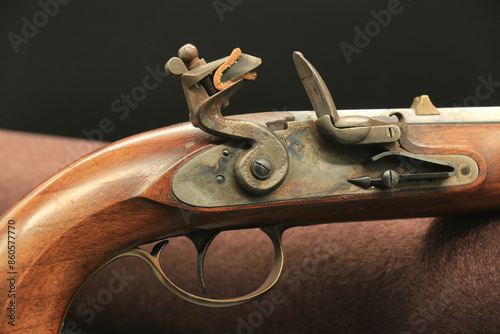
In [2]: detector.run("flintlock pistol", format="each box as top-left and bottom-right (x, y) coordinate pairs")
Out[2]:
(1, 44), (500, 333)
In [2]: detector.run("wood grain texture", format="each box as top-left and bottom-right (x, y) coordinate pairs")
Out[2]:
(1, 113), (499, 333)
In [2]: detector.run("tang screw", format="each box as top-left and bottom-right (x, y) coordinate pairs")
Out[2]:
(381, 170), (399, 188)
(460, 165), (471, 176)
(251, 156), (274, 180)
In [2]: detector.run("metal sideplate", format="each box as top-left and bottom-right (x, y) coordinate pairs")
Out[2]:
(173, 119), (479, 208)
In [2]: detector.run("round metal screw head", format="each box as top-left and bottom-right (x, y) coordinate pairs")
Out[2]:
(215, 175), (225, 184)
(460, 165), (471, 176)
(381, 170), (399, 188)
(251, 156), (274, 180)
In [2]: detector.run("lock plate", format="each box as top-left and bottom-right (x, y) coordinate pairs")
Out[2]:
(172, 118), (479, 208)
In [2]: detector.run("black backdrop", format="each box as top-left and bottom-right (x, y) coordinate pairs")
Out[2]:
(1, 0), (500, 142)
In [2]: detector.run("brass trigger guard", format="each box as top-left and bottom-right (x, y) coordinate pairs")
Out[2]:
(100, 226), (285, 308)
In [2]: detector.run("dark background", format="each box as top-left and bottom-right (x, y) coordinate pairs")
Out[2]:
(1, 0), (500, 142)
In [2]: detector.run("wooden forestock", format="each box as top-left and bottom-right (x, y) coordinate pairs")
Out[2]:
(1, 112), (500, 333)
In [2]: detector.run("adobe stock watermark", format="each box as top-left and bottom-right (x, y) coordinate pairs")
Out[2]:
(7, 0), (71, 54)
(223, 236), (337, 334)
(339, 0), (409, 64)
(453, 74), (500, 107)
(50, 63), (167, 173)
(61, 267), (135, 334)
(213, 0), (244, 22)
(399, 279), (465, 334)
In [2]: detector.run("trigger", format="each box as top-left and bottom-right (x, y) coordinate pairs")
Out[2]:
(186, 230), (221, 294)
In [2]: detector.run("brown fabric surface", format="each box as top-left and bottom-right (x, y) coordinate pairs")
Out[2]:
(0, 129), (104, 214)
(1, 130), (499, 334)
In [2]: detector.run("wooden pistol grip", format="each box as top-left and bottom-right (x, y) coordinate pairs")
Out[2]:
(1, 113), (499, 333)
(0, 122), (220, 333)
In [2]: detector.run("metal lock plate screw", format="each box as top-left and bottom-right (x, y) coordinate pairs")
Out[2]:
(251, 156), (274, 180)
(381, 170), (399, 188)
(215, 175), (225, 184)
